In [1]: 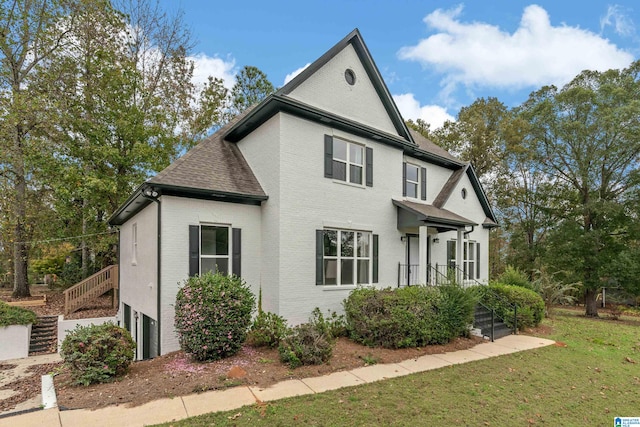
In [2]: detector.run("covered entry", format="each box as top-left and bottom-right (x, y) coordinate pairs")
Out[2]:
(394, 199), (476, 286)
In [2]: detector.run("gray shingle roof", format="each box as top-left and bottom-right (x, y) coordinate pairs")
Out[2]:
(407, 128), (461, 164)
(148, 113), (266, 198)
(393, 199), (476, 227)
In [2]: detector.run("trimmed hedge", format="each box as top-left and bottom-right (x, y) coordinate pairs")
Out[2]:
(343, 285), (476, 348)
(0, 301), (37, 327)
(476, 283), (545, 330)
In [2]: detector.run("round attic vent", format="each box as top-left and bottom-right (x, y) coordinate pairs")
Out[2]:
(344, 68), (356, 85)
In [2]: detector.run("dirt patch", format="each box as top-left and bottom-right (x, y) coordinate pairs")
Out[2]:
(0, 288), (117, 319)
(0, 363), (61, 413)
(54, 335), (482, 411)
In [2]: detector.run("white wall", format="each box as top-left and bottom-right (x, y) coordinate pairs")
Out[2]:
(275, 113), (406, 324)
(159, 196), (262, 355)
(288, 44), (398, 136)
(0, 324), (31, 361)
(237, 115), (281, 315)
(119, 202), (158, 322)
(402, 155), (454, 206)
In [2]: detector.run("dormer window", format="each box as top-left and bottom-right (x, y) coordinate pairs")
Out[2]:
(403, 162), (426, 200)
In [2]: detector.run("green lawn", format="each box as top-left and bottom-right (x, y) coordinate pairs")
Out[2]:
(154, 310), (640, 426)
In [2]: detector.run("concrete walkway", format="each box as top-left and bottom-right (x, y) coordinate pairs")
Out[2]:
(0, 335), (555, 427)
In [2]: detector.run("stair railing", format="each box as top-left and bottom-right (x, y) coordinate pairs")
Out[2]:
(64, 265), (118, 315)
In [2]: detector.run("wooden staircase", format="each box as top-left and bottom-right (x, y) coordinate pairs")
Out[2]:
(64, 265), (119, 315)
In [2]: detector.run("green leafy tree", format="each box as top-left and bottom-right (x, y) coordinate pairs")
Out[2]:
(0, 0), (76, 297)
(519, 61), (640, 316)
(434, 97), (508, 179)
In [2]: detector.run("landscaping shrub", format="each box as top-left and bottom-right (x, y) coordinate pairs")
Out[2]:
(477, 283), (545, 330)
(246, 311), (289, 348)
(0, 301), (37, 327)
(278, 323), (333, 368)
(174, 272), (255, 361)
(498, 266), (535, 290)
(343, 285), (474, 348)
(309, 307), (347, 339)
(436, 284), (478, 339)
(60, 322), (135, 386)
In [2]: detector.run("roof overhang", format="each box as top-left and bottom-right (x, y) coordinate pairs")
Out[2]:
(393, 199), (477, 232)
(225, 95), (463, 170)
(108, 183), (268, 226)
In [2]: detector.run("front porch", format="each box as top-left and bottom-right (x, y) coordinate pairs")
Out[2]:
(397, 263), (478, 288)
(393, 199), (484, 288)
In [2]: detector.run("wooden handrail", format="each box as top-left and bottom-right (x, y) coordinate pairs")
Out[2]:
(64, 265), (118, 315)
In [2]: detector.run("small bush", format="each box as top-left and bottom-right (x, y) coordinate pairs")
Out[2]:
(278, 323), (333, 368)
(478, 283), (545, 330)
(344, 285), (475, 348)
(498, 266), (535, 290)
(0, 301), (37, 327)
(175, 272), (255, 361)
(246, 311), (289, 348)
(60, 322), (135, 386)
(309, 307), (347, 339)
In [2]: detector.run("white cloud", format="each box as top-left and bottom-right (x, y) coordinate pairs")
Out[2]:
(398, 5), (634, 93)
(189, 53), (236, 90)
(393, 93), (454, 129)
(283, 63), (311, 85)
(600, 4), (636, 37)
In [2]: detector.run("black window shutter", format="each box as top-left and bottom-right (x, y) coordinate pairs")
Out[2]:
(232, 228), (241, 277)
(324, 135), (333, 178)
(372, 234), (379, 283)
(365, 147), (373, 187)
(420, 167), (427, 200)
(316, 230), (324, 285)
(402, 162), (407, 197)
(188, 225), (199, 276)
(476, 242), (480, 279)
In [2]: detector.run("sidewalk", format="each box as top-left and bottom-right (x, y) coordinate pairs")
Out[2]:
(0, 335), (556, 427)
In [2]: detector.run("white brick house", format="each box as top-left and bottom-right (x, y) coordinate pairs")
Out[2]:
(109, 29), (497, 359)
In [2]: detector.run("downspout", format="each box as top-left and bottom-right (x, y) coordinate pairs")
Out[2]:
(463, 225), (475, 237)
(141, 187), (161, 358)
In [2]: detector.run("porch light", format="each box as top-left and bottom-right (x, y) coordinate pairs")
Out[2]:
(433, 238), (440, 244)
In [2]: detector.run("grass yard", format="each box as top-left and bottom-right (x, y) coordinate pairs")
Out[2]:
(155, 310), (640, 426)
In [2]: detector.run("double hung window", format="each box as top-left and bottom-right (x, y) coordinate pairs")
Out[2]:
(200, 225), (229, 275)
(332, 138), (364, 185)
(403, 162), (426, 200)
(321, 229), (371, 286)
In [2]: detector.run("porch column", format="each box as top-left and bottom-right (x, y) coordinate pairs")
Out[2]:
(456, 227), (464, 284)
(419, 225), (428, 285)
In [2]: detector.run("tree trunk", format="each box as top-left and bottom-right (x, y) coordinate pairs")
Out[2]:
(584, 287), (599, 317)
(12, 151), (30, 298)
(81, 198), (89, 279)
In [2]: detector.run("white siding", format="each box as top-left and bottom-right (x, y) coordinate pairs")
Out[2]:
(237, 115), (281, 315)
(159, 196), (262, 355)
(402, 155), (454, 206)
(119, 203), (158, 321)
(276, 113), (405, 324)
(288, 44), (398, 136)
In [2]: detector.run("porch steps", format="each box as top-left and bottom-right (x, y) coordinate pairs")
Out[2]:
(29, 316), (58, 355)
(473, 304), (512, 341)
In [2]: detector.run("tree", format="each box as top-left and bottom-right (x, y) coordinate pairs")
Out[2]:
(45, 0), (228, 277)
(519, 61), (640, 316)
(229, 65), (274, 116)
(0, 0), (76, 297)
(406, 118), (437, 141)
(434, 97), (508, 179)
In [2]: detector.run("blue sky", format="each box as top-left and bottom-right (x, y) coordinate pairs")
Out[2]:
(163, 1), (639, 129)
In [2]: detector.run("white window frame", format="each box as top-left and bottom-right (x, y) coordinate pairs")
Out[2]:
(333, 138), (364, 185)
(404, 162), (420, 199)
(463, 240), (478, 280)
(323, 229), (371, 286)
(200, 225), (231, 275)
(131, 223), (138, 265)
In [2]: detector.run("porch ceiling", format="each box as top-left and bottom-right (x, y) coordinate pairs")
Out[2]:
(393, 199), (477, 231)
